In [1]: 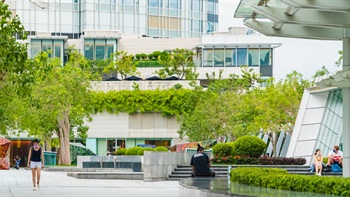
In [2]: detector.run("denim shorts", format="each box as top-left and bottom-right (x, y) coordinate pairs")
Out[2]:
(30, 161), (42, 169)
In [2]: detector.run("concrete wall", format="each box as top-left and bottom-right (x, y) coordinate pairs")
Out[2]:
(77, 155), (142, 168)
(143, 151), (213, 182)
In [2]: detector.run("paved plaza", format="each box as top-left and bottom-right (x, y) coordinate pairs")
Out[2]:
(0, 169), (179, 197)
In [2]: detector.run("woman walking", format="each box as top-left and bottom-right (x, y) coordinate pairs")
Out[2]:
(27, 139), (44, 191)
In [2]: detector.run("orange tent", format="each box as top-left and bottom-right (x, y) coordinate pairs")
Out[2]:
(0, 138), (11, 170)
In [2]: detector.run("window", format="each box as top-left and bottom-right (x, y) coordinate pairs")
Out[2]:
(168, 0), (179, 9)
(31, 40), (41, 58)
(149, 0), (162, 7)
(84, 39), (94, 60)
(248, 48), (259, 67)
(191, 19), (201, 32)
(144, 140), (171, 147)
(84, 39), (117, 60)
(236, 48), (247, 66)
(203, 48), (213, 67)
(214, 49), (224, 67)
(207, 1), (215, 14)
(225, 48), (235, 67)
(260, 48), (272, 66)
(191, 0), (200, 12)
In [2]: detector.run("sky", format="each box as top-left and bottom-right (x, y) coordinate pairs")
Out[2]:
(217, 0), (343, 80)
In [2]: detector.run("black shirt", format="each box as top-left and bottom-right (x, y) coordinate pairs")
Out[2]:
(31, 147), (42, 162)
(190, 152), (210, 176)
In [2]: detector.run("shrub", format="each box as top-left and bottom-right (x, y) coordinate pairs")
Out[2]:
(232, 136), (266, 158)
(129, 54), (134, 60)
(135, 54), (141, 60)
(148, 53), (153, 60)
(136, 61), (163, 67)
(115, 148), (127, 155)
(258, 157), (306, 165)
(155, 146), (168, 152)
(212, 142), (235, 158)
(140, 53), (147, 60)
(230, 167), (350, 196)
(152, 51), (162, 59)
(125, 146), (143, 155)
(137, 147), (155, 155)
(211, 155), (259, 165)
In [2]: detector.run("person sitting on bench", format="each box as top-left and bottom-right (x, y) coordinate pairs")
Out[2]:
(327, 145), (343, 167)
(190, 145), (215, 177)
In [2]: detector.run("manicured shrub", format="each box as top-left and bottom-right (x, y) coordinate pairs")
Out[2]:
(135, 54), (141, 60)
(211, 156), (306, 165)
(211, 155), (259, 165)
(136, 61), (163, 67)
(115, 148), (127, 155)
(140, 53), (147, 60)
(148, 53), (153, 60)
(212, 142), (235, 158)
(232, 136), (266, 158)
(155, 146), (168, 152)
(137, 147), (155, 155)
(230, 167), (350, 196)
(152, 51), (162, 59)
(125, 146), (143, 155)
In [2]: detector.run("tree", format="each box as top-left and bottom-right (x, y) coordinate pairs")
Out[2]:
(29, 52), (92, 165)
(312, 65), (329, 85)
(178, 68), (261, 142)
(103, 51), (139, 80)
(157, 48), (198, 80)
(250, 71), (310, 156)
(0, 2), (28, 135)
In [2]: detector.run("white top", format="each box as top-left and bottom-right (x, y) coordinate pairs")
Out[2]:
(328, 150), (343, 158)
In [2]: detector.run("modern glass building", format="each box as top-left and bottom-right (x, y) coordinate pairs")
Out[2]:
(7, 0), (218, 39)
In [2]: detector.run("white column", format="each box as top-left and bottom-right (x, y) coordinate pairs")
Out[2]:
(343, 38), (350, 177)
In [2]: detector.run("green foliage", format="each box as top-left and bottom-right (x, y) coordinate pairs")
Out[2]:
(155, 146), (168, 152)
(212, 155), (259, 165)
(137, 147), (155, 155)
(140, 53), (147, 60)
(156, 48), (198, 80)
(152, 51), (162, 59)
(232, 136), (266, 158)
(136, 61), (163, 67)
(115, 148), (127, 155)
(148, 53), (153, 60)
(312, 65), (329, 85)
(212, 142), (235, 157)
(230, 167), (350, 196)
(89, 88), (197, 116)
(125, 146), (143, 155)
(135, 54), (141, 60)
(103, 50), (139, 80)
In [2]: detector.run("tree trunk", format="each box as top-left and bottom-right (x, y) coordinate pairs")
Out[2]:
(268, 131), (278, 157)
(57, 112), (71, 165)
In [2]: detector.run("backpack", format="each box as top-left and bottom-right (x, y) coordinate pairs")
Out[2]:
(331, 164), (342, 172)
(323, 165), (332, 172)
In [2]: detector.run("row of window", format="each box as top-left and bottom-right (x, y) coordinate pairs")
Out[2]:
(200, 48), (272, 67)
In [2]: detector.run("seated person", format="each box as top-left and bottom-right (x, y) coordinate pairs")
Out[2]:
(313, 149), (323, 176)
(327, 145), (343, 167)
(14, 155), (21, 170)
(190, 145), (215, 177)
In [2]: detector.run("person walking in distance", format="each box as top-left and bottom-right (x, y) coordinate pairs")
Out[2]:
(27, 139), (44, 191)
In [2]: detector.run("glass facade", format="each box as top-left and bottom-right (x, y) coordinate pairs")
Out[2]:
(30, 39), (64, 63)
(199, 47), (273, 76)
(316, 89), (343, 155)
(84, 39), (117, 60)
(8, 0), (217, 38)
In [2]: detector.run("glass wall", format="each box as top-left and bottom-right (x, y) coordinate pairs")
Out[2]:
(84, 39), (117, 60)
(316, 89), (343, 156)
(30, 39), (64, 63)
(201, 47), (272, 68)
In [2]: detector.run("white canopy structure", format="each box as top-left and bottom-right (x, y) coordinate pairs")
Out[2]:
(235, 0), (350, 177)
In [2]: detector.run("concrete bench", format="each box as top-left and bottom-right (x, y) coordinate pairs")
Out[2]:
(67, 172), (143, 180)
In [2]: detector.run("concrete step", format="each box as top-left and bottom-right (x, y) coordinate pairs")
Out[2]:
(174, 168), (228, 172)
(44, 167), (133, 172)
(171, 171), (228, 175)
(67, 172), (143, 180)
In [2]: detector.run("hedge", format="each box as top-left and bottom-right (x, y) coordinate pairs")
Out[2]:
(230, 167), (350, 196)
(136, 60), (164, 67)
(115, 148), (127, 155)
(125, 146), (143, 155)
(155, 146), (168, 152)
(212, 142), (235, 157)
(137, 147), (155, 155)
(231, 136), (267, 158)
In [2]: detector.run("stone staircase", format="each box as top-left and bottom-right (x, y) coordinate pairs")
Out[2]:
(168, 165), (342, 180)
(168, 165), (229, 181)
